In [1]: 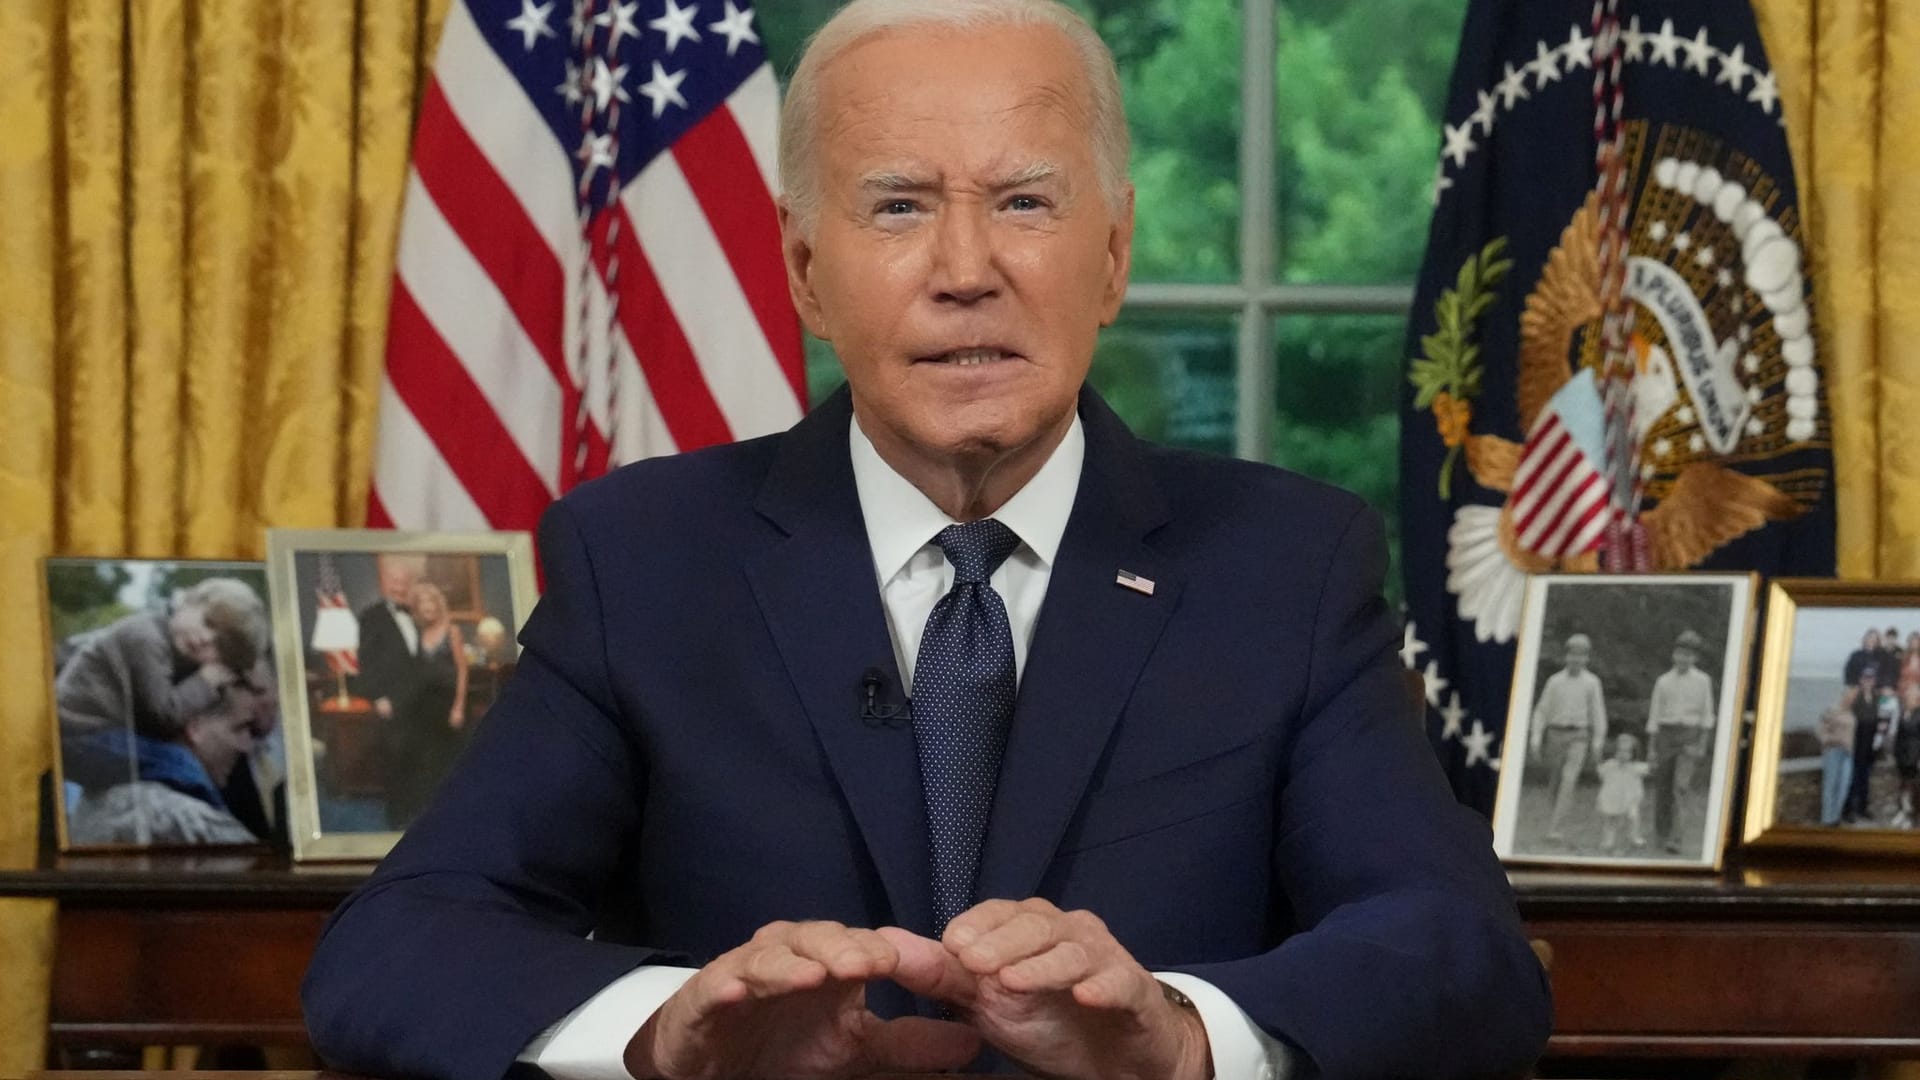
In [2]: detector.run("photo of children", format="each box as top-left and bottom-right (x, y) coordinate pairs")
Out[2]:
(1494, 574), (1755, 870)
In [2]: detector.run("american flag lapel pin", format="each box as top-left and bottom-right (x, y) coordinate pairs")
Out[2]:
(1115, 569), (1156, 596)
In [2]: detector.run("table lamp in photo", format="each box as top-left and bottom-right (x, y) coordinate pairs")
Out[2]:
(311, 601), (368, 714)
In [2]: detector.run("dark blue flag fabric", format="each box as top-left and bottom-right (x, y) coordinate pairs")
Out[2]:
(1401, 1), (1836, 812)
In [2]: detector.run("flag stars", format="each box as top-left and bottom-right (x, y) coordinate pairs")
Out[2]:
(1530, 39), (1564, 88)
(506, 0), (557, 51)
(1648, 18), (1683, 67)
(1462, 720), (1495, 768)
(1442, 121), (1477, 169)
(1749, 70), (1780, 114)
(638, 60), (689, 117)
(709, 0), (759, 56)
(578, 132), (616, 179)
(595, 0), (643, 50)
(556, 59), (584, 105)
(1432, 166), (1454, 207)
(1496, 62), (1531, 108)
(1423, 660), (1450, 708)
(1470, 89), (1498, 136)
(650, 0), (703, 54)
(1400, 621), (1429, 669)
(590, 58), (631, 110)
(1681, 28), (1715, 74)
(1622, 16), (1648, 61)
(1717, 43), (1752, 92)
(1440, 692), (1467, 741)
(1561, 25), (1595, 70)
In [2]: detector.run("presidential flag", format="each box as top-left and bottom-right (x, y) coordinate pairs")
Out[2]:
(371, 0), (805, 532)
(1401, 0), (1836, 810)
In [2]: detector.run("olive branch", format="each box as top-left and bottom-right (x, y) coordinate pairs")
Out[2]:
(1408, 237), (1513, 500)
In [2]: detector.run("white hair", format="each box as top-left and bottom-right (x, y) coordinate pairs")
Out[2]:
(778, 0), (1131, 232)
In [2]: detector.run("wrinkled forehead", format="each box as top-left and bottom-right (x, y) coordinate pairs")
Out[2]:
(814, 25), (1098, 176)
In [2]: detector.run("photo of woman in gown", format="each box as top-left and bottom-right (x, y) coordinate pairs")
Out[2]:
(383, 581), (469, 827)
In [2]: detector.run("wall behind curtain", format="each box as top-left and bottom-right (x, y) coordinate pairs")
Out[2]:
(1752, 0), (1920, 578)
(0, 0), (448, 1067)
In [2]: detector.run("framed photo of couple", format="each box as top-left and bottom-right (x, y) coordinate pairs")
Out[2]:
(1743, 579), (1920, 855)
(267, 529), (537, 861)
(1492, 573), (1759, 871)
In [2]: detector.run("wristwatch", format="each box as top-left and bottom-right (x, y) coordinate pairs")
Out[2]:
(1158, 979), (1198, 1011)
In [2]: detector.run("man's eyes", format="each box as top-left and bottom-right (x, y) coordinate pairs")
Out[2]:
(877, 199), (920, 215)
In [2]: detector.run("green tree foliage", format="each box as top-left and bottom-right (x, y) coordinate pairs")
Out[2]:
(46, 562), (134, 644)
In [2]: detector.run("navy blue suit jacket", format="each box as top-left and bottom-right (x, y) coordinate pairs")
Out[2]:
(303, 388), (1551, 1079)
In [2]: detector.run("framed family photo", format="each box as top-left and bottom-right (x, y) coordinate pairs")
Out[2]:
(44, 557), (284, 852)
(267, 529), (537, 861)
(1493, 573), (1758, 871)
(1743, 580), (1920, 855)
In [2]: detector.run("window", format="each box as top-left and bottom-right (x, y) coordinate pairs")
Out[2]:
(761, 0), (1466, 579)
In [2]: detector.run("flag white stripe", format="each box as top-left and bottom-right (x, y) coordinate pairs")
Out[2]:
(625, 152), (804, 439)
(1535, 483), (1606, 555)
(1514, 439), (1585, 545)
(1562, 503), (1612, 555)
(397, 172), (564, 494)
(729, 65), (783, 198)
(434, 1), (577, 261)
(612, 327), (684, 464)
(1510, 425), (1570, 496)
(372, 379), (490, 532)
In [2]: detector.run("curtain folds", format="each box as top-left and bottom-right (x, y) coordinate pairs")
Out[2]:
(1752, 0), (1920, 577)
(0, 0), (447, 1067)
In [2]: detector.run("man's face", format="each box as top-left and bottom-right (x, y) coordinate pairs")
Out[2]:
(1673, 647), (1696, 671)
(1564, 648), (1589, 673)
(377, 556), (420, 604)
(185, 705), (257, 788)
(782, 23), (1134, 464)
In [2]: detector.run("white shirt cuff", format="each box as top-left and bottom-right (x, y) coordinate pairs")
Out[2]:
(517, 965), (699, 1079)
(1155, 971), (1296, 1080)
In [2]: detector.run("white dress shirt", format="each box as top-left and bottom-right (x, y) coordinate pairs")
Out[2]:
(522, 415), (1291, 1080)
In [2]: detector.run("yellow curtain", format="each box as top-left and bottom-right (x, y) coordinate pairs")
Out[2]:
(1754, 0), (1920, 577)
(0, 0), (448, 1067)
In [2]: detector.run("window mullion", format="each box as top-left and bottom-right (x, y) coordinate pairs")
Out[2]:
(1236, 0), (1278, 462)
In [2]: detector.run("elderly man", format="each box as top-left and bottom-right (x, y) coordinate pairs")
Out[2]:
(302, 2), (1551, 1077)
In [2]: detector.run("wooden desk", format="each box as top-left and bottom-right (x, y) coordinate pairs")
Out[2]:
(5, 854), (1920, 1062)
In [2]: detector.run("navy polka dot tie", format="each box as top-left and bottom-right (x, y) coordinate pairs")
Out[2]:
(912, 518), (1022, 934)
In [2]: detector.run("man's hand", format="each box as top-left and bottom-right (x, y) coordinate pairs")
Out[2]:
(624, 920), (979, 1080)
(885, 899), (1212, 1080)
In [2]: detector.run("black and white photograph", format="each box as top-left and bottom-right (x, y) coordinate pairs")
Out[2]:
(1493, 573), (1757, 870)
(268, 529), (536, 861)
(1743, 581), (1920, 855)
(44, 557), (284, 851)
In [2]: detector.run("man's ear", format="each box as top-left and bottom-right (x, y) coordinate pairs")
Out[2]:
(1098, 183), (1136, 327)
(779, 199), (831, 341)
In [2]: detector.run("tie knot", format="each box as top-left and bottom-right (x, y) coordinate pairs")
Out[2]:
(934, 519), (1021, 584)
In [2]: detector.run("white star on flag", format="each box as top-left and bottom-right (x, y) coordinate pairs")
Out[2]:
(1470, 89), (1497, 136)
(1442, 121), (1476, 169)
(1717, 43), (1752, 91)
(638, 61), (690, 117)
(590, 59), (632, 110)
(1440, 692), (1467, 741)
(1462, 720), (1495, 768)
(1648, 19), (1682, 67)
(1681, 28), (1715, 75)
(710, 0), (760, 56)
(1561, 25), (1594, 70)
(595, 0), (643, 50)
(578, 132), (617, 178)
(651, 0), (704, 54)
(1422, 660), (1450, 708)
(1749, 69), (1780, 113)
(1621, 16), (1648, 61)
(506, 0), (557, 51)
(556, 59), (583, 105)
(1400, 621), (1429, 669)
(1530, 39), (1563, 88)
(1496, 62), (1530, 107)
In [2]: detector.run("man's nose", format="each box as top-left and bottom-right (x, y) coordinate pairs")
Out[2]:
(929, 203), (1000, 305)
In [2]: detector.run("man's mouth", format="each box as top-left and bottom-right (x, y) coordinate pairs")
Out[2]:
(918, 347), (1021, 366)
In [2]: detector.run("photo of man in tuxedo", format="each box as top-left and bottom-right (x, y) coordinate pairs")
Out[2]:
(348, 553), (433, 828)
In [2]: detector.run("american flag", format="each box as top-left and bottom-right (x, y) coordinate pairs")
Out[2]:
(370, 0), (805, 531)
(1509, 369), (1610, 561)
(315, 553), (359, 677)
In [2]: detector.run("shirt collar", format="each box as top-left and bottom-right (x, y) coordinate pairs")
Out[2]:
(849, 411), (1085, 586)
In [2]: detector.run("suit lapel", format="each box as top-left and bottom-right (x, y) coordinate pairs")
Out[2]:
(974, 391), (1181, 905)
(744, 390), (936, 936)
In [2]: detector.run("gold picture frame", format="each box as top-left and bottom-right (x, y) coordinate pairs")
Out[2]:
(268, 528), (538, 862)
(1743, 578), (1920, 855)
(42, 556), (280, 853)
(1492, 572), (1759, 872)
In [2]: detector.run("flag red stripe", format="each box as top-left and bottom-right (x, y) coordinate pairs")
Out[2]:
(412, 80), (572, 397)
(600, 209), (736, 450)
(673, 107), (808, 407)
(1533, 479), (1606, 555)
(387, 283), (557, 530)
(1511, 426), (1571, 502)
(1548, 494), (1610, 556)
(1515, 445), (1589, 546)
(367, 489), (395, 529)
